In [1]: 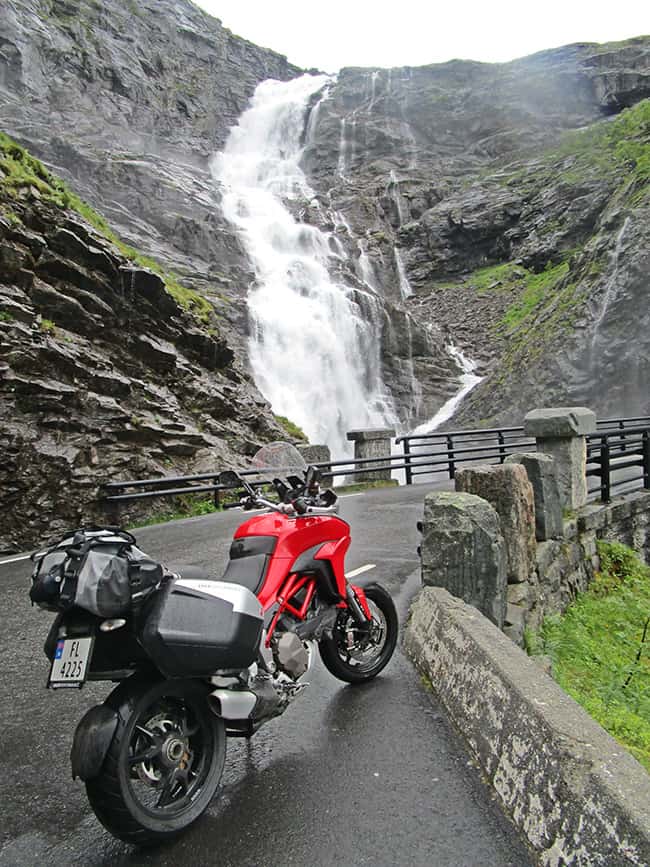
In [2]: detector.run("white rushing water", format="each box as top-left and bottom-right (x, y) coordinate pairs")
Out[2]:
(212, 74), (398, 458)
(591, 216), (631, 351)
(409, 345), (482, 435)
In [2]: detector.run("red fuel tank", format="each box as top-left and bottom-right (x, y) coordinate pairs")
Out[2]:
(233, 513), (351, 609)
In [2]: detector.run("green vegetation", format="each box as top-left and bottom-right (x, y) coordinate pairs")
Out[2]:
(274, 414), (308, 442)
(528, 542), (650, 771)
(0, 131), (213, 324)
(552, 98), (650, 188)
(0, 311), (14, 322)
(501, 262), (569, 330)
(130, 494), (222, 529)
(39, 318), (56, 334)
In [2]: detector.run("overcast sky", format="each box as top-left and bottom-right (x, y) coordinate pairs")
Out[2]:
(193, 0), (649, 72)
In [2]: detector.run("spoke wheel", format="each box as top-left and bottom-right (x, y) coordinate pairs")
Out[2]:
(86, 678), (225, 846)
(318, 584), (398, 684)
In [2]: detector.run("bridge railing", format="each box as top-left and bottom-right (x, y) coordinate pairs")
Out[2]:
(103, 415), (650, 509)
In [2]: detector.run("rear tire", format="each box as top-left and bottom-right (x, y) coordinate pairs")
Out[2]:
(318, 584), (398, 684)
(86, 677), (225, 846)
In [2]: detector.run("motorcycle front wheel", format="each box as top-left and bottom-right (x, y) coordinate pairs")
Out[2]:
(86, 677), (226, 846)
(319, 583), (398, 684)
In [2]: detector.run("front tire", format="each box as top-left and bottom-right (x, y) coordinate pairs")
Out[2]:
(86, 677), (226, 846)
(318, 583), (398, 684)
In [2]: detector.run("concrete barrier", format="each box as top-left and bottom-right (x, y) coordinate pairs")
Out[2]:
(405, 585), (650, 866)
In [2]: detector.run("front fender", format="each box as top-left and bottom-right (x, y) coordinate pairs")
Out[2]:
(70, 704), (118, 781)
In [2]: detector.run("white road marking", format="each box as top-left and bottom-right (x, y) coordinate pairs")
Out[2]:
(345, 563), (376, 578)
(0, 553), (31, 566)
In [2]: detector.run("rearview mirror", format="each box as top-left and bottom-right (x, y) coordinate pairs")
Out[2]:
(219, 470), (241, 487)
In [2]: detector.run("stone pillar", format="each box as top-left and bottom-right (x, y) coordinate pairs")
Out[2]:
(346, 428), (396, 482)
(524, 407), (596, 511)
(420, 490), (507, 628)
(505, 452), (563, 541)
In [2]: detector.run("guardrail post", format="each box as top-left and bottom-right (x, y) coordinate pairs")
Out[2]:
(346, 428), (396, 483)
(524, 407), (596, 510)
(446, 434), (455, 479)
(402, 439), (413, 485)
(643, 431), (650, 490)
(498, 431), (506, 464)
(600, 436), (611, 502)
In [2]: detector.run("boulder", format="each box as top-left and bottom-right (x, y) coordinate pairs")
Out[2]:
(455, 464), (536, 585)
(421, 490), (507, 627)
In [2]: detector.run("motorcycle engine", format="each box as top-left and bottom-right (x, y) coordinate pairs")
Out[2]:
(273, 631), (311, 680)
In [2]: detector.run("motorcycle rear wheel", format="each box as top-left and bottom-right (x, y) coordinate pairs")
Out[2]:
(318, 583), (398, 684)
(86, 677), (225, 846)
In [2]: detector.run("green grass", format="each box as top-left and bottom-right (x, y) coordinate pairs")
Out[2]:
(502, 262), (569, 330)
(530, 542), (650, 771)
(549, 98), (650, 187)
(0, 131), (214, 324)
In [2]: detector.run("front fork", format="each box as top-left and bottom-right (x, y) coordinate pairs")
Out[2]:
(346, 583), (372, 623)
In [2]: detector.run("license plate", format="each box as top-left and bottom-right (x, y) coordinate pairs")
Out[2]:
(48, 637), (94, 689)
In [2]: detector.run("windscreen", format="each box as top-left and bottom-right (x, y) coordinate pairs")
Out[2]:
(249, 441), (307, 482)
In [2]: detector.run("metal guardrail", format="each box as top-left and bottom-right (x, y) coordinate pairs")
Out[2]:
(103, 416), (650, 508)
(586, 424), (650, 502)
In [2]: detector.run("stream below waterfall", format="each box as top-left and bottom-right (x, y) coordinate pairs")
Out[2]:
(212, 74), (398, 458)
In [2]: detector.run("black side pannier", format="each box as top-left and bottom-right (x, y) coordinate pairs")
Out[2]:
(140, 577), (264, 676)
(30, 527), (163, 617)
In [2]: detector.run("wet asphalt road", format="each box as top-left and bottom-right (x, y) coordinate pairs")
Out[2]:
(0, 484), (532, 867)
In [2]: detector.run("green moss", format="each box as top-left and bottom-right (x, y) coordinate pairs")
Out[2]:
(39, 318), (56, 334)
(531, 542), (650, 771)
(0, 131), (214, 325)
(274, 414), (308, 442)
(465, 262), (523, 293)
(0, 311), (15, 322)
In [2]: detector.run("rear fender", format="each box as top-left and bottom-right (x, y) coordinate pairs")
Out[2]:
(70, 704), (118, 781)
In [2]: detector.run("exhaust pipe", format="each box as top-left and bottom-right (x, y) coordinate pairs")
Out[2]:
(208, 688), (257, 720)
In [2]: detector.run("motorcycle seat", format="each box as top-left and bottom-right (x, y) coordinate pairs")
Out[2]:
(174, 563), (265, 596)
(174, 566), (219, 582)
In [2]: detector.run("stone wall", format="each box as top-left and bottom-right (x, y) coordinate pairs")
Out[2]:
(405, 586), (650, 866)
(420, 473), (650, 644)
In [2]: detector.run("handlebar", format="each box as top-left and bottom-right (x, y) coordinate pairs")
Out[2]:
(219, 467), (338, 516)
(222, 495), (338, 516)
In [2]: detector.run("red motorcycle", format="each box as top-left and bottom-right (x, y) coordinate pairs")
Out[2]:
(30, 443), (398, 845)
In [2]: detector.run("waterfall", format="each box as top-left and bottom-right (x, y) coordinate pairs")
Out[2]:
(591, 217), (631, 350)
(212, 74), (397, 458)
(410, 345), (482, 435)
(394, 248), (413, 299)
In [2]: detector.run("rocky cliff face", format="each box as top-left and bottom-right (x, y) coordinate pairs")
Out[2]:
(0, 138), (288, 551)
(0, 0), (301, 320)
(301, 39), (650, 422)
